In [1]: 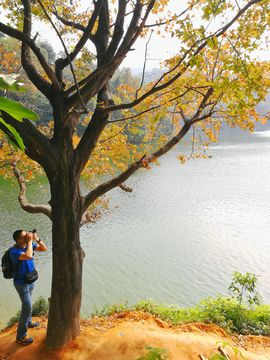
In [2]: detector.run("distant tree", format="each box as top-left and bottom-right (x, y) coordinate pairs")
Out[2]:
(110, 67), (141, 93)
(37, 40), (56, 65)
(0, 0), (269, 350)
(109, 67), (144, 142)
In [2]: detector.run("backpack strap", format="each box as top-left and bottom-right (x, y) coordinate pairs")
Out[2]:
(12, 245), (23, 280)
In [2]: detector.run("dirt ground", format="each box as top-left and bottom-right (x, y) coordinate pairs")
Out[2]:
(0, 311), (270, 360)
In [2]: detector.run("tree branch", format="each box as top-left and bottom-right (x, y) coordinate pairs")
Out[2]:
(20, 0), (61, 95)
(0, 111), (55, 169)
(116, 0), (154, 57)
(136, 30), (153, 99)
(12, 160), (52, 219)
(65, 0), (153, 107)
(80, 212), (99, 226)
(99, 0), (126, 65)
(74, 0), (261, 178)
(106, 0), (262, 115)
(55, 0), (105, 71)
(82, 120), (193, 212)
(66, 55), (122, 108)
(52, 9), (87, 32)
(192, 87), (214, 119)
(36, 0), (87, 113)
(108, 91), (190, 124)
(0, 22), (56, 97)
(68, 0), (152, 105)
(81, 77), (228, 211)
(119, 184), (133, 193)
(144, 0), (200, 28)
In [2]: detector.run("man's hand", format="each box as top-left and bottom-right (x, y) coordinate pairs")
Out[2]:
(32, 232), (47, 252)
(33, 233), (39, 242)
(19, 232), (33, 260)
(26, 232), (33, 242)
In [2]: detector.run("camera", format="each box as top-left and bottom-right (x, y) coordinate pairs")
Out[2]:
(29, 229), (37, 234)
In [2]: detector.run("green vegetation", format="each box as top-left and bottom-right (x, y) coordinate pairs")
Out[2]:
(7, 294), (270, 336)
(226, 272), (264, 335)
(90, 272), (270, 336)
(0, 74), (40, 152)
(228, 271), (262, 308)
(5, 296), (49, 328)
(135, 346), (169, 360)
(5, 273), (270, 338)
(210, 342), (248, 360)
(133, 343), (247, 360)
(91, 297), (270, 336)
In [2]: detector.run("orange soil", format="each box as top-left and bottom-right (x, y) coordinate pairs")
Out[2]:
(1, 311), (270, 360)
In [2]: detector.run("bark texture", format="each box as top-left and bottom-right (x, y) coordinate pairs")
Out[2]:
(46, 171), (84, 347)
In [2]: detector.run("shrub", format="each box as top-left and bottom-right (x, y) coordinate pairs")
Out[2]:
(6, 296), (49, 328)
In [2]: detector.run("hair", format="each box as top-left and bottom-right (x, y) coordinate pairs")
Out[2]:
(13, 230), (24, 242)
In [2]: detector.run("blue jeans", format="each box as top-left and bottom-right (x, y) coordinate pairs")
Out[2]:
(14, 282), (34, 338)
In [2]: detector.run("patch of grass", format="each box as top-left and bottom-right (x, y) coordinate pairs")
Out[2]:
(6, 296), (49, 328)
(91, 300), (132, 318)
(91, 298), (201, 325)
(91, 297), (270, 336)
(7, 295), (270, 337)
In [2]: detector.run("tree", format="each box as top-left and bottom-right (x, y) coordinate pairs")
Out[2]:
(0, 0), (269, 349)
(37, 40), (56, 65)
(228, 272), (262, 309)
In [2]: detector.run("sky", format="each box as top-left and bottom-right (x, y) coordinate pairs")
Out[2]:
(33, 22), (180, 71)
(0, 0), (268, 71)
(0, 0), (184, 70)
(30, 0), (183, 70)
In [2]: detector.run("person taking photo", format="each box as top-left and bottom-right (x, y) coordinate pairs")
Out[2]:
(10, 230), (47, 345)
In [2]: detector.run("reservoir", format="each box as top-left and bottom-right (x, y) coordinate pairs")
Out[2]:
(0, 127), (270, 328)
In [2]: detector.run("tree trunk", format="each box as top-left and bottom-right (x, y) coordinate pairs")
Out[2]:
(45, 166), (84, 349)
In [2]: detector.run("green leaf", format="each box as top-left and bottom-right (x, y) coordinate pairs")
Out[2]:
(0, 117), (25, 152)
(7, 137), (18, 152)
(0, 97), (40, 121)
(207, 36), (218, 49)
(210, 355), (225, 360)
(0, 74), (27, 92)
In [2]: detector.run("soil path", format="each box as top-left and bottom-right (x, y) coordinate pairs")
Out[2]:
(1, 311), (270, 360)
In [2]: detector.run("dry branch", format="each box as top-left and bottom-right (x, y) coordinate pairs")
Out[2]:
(218, 346), (230, 359)
(80, 212), (99, 226)
(119, 184), (133, 193)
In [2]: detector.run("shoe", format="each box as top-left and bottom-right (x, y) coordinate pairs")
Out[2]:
(16, 336), (34, 345)
(28, 321), (40, 328)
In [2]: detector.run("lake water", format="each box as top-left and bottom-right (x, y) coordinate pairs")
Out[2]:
(0, 127), (270, 328)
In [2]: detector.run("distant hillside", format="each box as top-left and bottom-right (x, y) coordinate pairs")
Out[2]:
(131, 67), (165, 82)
